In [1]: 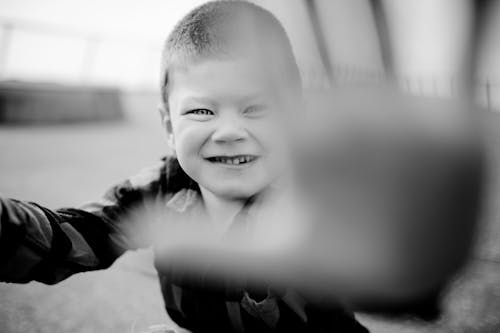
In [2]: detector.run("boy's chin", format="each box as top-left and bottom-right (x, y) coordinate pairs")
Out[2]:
(205, 183), (264, 201)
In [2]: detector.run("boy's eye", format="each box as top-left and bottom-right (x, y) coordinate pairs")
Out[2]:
(187, 109), (214, 115)
(184, 108), (215, 120)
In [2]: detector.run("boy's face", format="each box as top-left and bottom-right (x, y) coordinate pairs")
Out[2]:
(167, 56), (293, 200)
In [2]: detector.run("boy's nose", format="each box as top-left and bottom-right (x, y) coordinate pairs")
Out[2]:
(211, 119), (249, 143)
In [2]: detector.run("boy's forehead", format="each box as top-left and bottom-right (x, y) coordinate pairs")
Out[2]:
(168, 56), (289, 102)
(177, 55), (265, 76)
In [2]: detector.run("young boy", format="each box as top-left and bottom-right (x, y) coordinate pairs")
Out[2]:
(0, 1), (367, 332)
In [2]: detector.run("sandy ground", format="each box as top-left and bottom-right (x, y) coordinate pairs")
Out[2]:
(0, 92), (499, 332)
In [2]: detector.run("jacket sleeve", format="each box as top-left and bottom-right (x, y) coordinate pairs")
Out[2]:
(0, 158), (172, 285)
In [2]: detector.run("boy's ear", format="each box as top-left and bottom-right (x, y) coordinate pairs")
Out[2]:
(158, 103), (175, 151)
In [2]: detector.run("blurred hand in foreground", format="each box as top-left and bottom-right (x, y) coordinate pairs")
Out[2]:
(123, 86), (484, 318)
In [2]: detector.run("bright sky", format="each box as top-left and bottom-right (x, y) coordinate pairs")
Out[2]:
(0, 0), (208, 87)
(0, 0), (206, 44)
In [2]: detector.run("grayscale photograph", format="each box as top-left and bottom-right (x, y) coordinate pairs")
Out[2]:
(0, 0), (499, 332)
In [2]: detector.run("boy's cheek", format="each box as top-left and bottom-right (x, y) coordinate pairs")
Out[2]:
(249, 117), (290, 146)
(172, 122), (211, 153)
(171, 118), (199, 138)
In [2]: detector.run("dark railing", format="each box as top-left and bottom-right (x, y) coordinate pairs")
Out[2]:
(301, 64), (499, 111)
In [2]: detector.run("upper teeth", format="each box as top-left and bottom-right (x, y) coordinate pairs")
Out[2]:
(212, 156), (253, 164)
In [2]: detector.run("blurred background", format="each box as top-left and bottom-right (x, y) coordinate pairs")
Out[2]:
(0, 0), (500, 332)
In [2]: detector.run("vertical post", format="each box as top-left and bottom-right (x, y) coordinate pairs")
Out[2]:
(304, 0), (334, 84)
(466, 0), (495, 101)
(486, 79), (491, 110)
(368, 0), (394, 78)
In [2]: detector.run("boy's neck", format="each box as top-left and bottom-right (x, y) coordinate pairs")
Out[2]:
(199, 187), (247, 234)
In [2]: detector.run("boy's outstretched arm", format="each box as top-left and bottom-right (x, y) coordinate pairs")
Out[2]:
(0, 195), (127, 284)
(0, 157), (179, 285)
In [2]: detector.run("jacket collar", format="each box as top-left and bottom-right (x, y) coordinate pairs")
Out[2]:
(165, 188), (200, 213)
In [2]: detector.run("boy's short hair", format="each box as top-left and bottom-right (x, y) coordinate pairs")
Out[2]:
(160, 0), (301, 110)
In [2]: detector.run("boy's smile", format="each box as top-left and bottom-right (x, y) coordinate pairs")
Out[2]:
(167, 56), (292, 200)
(204, 154), (259, 166)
